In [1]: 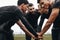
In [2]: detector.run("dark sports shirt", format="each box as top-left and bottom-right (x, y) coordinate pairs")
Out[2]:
(53, 1), (60, 8)
(0, 6), (20, 31)
(25, 11), (40, 28)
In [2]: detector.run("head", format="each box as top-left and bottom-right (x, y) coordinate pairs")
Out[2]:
(37, 0), (40, 3)
(17, 0), (29, 12)
(39, 0), (51, 14)
(28, 3), (35, 13)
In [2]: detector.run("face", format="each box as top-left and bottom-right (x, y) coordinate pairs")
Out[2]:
(22, 4), (28, 12)
(28, 6), (35, 13)
(39, 0), (50, 13)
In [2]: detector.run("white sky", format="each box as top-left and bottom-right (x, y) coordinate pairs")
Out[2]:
(0, 0), (52, 34)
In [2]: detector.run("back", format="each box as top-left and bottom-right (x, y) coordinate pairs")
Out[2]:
(0, 6), (17, 24)
(0, 6), (19, 31)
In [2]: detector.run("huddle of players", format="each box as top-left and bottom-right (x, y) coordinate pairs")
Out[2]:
(0, 0), (60, 40)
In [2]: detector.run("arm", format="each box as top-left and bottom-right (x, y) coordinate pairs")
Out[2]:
(16, 20), (35, 38)
(40, 8), (59, 35)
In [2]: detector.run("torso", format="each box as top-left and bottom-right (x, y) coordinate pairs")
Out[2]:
(25, 11), (40, 28)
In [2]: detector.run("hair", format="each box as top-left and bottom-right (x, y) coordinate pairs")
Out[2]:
(28, 3), (33, 7)
(37, 0), (40, 3)
(17, 0), (29, 6)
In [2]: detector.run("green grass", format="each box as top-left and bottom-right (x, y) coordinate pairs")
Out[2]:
(14, 34), (25, 40)
(14, 34), (52, 40)
(43, 34), (52, 40)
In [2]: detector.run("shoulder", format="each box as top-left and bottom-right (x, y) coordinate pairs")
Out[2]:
(0, 6), (17, 11)
(53, 1), (60, 8)
(9, 6), (19, 11)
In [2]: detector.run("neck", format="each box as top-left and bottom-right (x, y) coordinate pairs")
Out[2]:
(38, 10), (43, 14)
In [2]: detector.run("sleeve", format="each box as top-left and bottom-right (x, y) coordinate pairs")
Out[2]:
(14, 8), (38, 37)
(37, 15), (45, 32)
(53, 1), (60, 8)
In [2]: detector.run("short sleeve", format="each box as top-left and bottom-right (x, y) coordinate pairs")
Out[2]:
(13, 6), (23, 22)
(53, 1), (60, 8)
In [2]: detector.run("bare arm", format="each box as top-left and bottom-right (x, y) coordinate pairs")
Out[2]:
(16, 20), (35, 38)
(40, 8), (59, 35)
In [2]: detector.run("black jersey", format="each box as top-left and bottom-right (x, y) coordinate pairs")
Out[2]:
(25, 11), (40, 28)
(53, 1), (60, 8)
(0, 6), (21, 31)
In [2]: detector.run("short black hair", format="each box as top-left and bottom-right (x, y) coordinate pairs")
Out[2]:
(28, 3), (33, 7)
(37, 0), (40, 3)
(17, 0), (29, 6)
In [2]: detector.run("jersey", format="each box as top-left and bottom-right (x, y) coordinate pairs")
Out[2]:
(0, 6), (21, 31)
(25, 11), (40, 28)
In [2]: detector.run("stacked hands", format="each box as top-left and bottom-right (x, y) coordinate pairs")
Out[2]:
(32, 32), (43, 40)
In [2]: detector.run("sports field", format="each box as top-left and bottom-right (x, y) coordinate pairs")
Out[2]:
(14, 34), (52, 40)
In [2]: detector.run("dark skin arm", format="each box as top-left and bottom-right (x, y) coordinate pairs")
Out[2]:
(16, 20), (35, 38)
(38, 8), (59, 38)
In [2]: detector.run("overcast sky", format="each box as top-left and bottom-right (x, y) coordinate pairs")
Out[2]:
(0, 0), (52, 34)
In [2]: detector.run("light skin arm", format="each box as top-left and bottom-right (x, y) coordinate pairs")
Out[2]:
(16, 20), (35, 38)
(39, 8), (59, 36)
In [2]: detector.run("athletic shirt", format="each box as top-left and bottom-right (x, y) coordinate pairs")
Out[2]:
(0, 6), (24, 31)
(25, 11), (41, 28)
(52, 1), (60, 28)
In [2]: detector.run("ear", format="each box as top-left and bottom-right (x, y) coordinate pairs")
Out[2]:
(21, 3), (24, 7)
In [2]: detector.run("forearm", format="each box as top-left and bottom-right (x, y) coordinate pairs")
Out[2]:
(40, 21), (52, 35)
(17, 20), (34, 37)
(21, 26), (34, 37)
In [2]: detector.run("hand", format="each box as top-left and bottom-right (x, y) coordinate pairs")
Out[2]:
(37, 32), (43, 39)
(31, 35), (35, 39)
(31, 34), (37, 39)
(31, 34), (40, 40)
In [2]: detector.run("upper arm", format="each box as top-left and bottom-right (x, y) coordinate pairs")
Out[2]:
(48, 1), (60, 23)
(47, 8), (59, 23)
